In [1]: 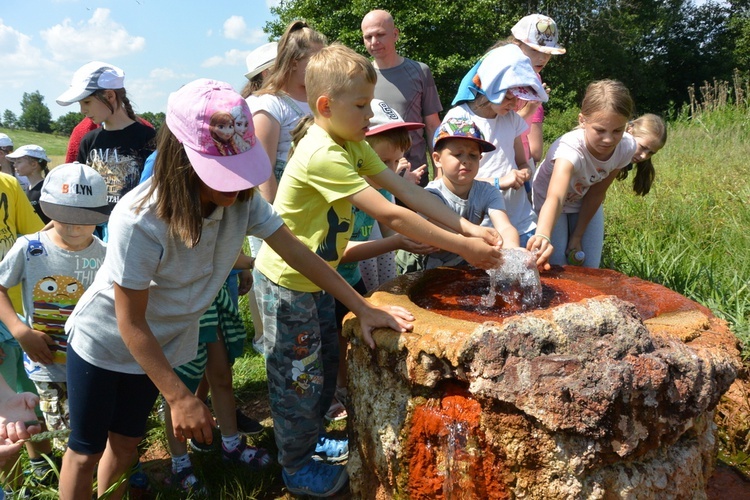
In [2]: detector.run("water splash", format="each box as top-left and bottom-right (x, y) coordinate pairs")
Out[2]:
(482, 248), (542, 310)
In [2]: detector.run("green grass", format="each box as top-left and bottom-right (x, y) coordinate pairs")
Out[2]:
(0, 127), (69, 164)
(600, 104), (750, 358)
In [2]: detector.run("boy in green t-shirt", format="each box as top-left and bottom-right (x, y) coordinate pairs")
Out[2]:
(254, 43), (503, 498)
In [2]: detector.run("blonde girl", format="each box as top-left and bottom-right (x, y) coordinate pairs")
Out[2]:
(246, 20), (327, 203)
(529, 79), (637, 268)
(617, 113), (667, 196)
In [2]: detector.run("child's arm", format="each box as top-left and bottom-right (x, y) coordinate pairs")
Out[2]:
(253, 111), (281, 203)
(566, 169), (620, 253)
(369, 168), (501, 248)
(514, 136), (532, 179)
(0, 287), (54, 364)
(263, 225), (415, 349)
(114, 284), (215, 443)
(488, 210), (520, 248)
(232, 251), (254, 296)
(340, 235), (437, 264)
(350, 184), (502, 269)
(526, 158), (575, 267)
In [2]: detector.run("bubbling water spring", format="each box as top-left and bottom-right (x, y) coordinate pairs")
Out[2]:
(481, 248), (542, 311)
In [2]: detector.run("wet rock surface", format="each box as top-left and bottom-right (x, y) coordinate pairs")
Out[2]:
(343, 266), (741, 499)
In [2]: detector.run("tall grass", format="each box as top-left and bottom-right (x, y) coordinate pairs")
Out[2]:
(602, 72), (750, 358)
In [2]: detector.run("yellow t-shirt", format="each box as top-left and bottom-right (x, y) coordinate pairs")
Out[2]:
(0, 173), (45, 313)
(256, 124), (386, 292)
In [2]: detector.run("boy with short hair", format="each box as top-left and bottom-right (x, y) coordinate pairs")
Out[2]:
(423, 117), (520, 269)
(254, 43), (502, 497)
(0, 163), (109, 463)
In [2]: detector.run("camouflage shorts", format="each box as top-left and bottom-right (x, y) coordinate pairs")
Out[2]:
(253, 270), (339, 472)
(34, 381), (70, 451)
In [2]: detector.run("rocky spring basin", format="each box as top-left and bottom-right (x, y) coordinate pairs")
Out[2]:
(342, 264), (742, 499)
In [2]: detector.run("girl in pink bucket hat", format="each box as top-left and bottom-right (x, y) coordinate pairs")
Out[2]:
(58, 78), (415, 499)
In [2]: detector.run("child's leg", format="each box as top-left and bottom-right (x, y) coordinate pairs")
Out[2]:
(96, 432), (143, 499)
(575, 206), (605, 268)
(255, 271), (338, 472)
(205, 330), (237, 436)
(549, 214), (571, 266)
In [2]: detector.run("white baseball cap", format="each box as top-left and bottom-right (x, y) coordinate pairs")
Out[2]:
(7, 145), (50, 162)
(57, 61), (125, 106)
(511, 14), (566, 55)
(245, 42), (278, 80)
(0, 133), (12, 148)
(366, 99), (424, 136)
(40, 163), (111, 225)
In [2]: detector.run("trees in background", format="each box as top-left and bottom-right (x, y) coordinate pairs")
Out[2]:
(267, 0), (745, 117)
(1, 110), (18, 129)
(18, 91), (52, 133)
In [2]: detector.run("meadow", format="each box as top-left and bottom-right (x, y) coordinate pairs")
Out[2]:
(1, 75), (748, 497)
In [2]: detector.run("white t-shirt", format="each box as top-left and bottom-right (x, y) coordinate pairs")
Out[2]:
(533, 129), (637, 214)
(66, 179), (284, 373)
(443, 105), (535, 234)
(246, 93), (311, 182)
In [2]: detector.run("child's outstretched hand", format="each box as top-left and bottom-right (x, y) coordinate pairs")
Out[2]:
(15, 327), (55, 364)
(526, 234), (554, 270)
(460, 237), (503, 270)
(355, 305), (414, 349)
(464, 224), (501, 247)
(0, 391), (41, 466)
(395, 159), (426, 185)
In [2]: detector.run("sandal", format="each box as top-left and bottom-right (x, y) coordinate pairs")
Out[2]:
(325, 396), (348, 422)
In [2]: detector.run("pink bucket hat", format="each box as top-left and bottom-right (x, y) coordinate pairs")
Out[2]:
(166, 79), (271, 192)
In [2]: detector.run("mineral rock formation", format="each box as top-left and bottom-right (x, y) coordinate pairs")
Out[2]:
(343, 267), (740, 499)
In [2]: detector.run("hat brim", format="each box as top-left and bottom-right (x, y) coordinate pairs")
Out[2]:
(509, 86), (546, 102)
(6, 151), (50, 162)
(366, 121), (425, 136)
(56, 88), (96, 106)
(245, 60), (275, 80)
(184, 143), (272, 192)
(524, 43), (566, 55)
(435, 136), (496, 153)
(40, 201), (111, 225)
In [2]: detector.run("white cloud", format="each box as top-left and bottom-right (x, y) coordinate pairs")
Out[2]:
(201, 48), (250, 68)
(0, 19), (58, 90)
(41, 8), (146, 61)
(266, 0), (281, 8)
(149, 67), (194, 81)
(221, 15), (265, 44)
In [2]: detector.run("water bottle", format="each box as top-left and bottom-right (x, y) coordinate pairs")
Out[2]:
(567, 249), (585, 266)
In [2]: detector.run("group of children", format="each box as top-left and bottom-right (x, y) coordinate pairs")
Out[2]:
(0, 11), (669, 500)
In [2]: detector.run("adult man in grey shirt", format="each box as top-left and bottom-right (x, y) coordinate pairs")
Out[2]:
(361, 9), (443, 186)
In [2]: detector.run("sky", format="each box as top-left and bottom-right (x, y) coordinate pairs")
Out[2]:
(1, 0), (281, 120)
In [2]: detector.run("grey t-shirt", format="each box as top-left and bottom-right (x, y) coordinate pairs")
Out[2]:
(424, 178), (506, 269)
(66, 180), (284, 374)
(0, 231), (106, 382)
(373, 58), (443, 173)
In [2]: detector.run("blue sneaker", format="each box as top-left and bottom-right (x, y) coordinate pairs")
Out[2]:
(312, 435), (349, 463)
(282, 460), (348, 497)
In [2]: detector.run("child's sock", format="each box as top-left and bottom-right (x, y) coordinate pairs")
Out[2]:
(221, 433), (242, 451)
(171, 453), (192, 473)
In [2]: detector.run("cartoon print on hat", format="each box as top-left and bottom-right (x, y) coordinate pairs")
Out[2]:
(166, 79), (271, 192)
(534, 17), (558, 48)
(433, 117), (496, 153)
